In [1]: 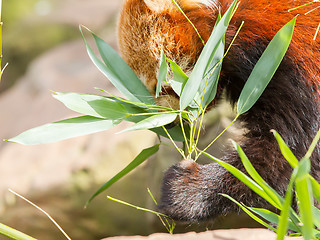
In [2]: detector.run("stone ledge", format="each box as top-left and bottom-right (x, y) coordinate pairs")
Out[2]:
(102, 228), (303, 240)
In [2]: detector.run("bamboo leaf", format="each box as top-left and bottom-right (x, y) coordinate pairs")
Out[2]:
(80, 26), (154, 105)
(295, 158), (315, 240)
(179, 0), (237, 110)
(156, 50), (168, 98)
(277, 167), (299, 240)
(54, 92), (128, 120)
(194, 12), (225, 110)
(272, 130), (299, 168)
(121, 113), (178, 133)
(203, 152), (274, 203)
(221, 194), (276, 231)
(196, 34), (224, 108)
(7, 116), (120, 145)
(107, 195), (167, 217)
(87, 144), (160, 205)
(237, 17), (296, 114)
(273, 130), (320, 205)
(304, 128), (320, 160)
(233, 141), (283, 209)
(167, 58), (188, 97)
(310, 177), (320, 204)
(312, 207), (320, 230)
(249, 207), (300, 233)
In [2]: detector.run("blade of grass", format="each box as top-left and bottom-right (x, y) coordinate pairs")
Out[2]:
(233, 141), (283, 209)
(9, 189), (71, 240)
(171, 0), (205, 46)
(312, 207), (320, 230)
(203, 152), (275, 204)
(273, 130), (320, 204)
(0, 0), (3, 82)
(107, 196), (168, 218)
(304, 128), (320, 160)
(221, 194), (276, 231)
(310, 177), (320, 204)
(87, 144), (159, 205)
(272, 130), (299, 168)
(147, 188), (176, 234)
(0, 223), (37, 240)
(295, 158), (315, 240)
(162, 125), (186, 158)
(249, 207), (300, 233)
(276, 167), (299, 240)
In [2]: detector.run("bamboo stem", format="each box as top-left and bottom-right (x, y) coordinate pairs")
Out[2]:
(0, 0), (3, 81)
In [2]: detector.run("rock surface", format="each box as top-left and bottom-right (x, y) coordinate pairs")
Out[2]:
(103, 228), (303, 240)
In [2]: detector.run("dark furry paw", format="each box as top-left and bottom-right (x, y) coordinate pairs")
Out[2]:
(160, 158), (218, 222)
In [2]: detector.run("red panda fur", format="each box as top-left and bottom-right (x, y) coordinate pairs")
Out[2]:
(118, 0), (320, 221)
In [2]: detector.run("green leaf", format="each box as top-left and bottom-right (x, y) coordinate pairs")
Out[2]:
(0, 223), (37, 240)
(179, 0), (237, 110)
(296, 157), (311, 180)
(107, 195), (168, 218)
(221, 194), (276, 231)
(54, 92), (128, 120)
(7, 116), (120, 145)
(156, 50), (168, 98)
(305, 128), (320, 160)
(167, 58), (189, 97)
(151, 123), (190, 142)
(80, 26), (154, 105)
(249, 207), (300, 234)
(203, 152), (273, 203)
(121, 113), (178, 133)
(199, 40), (223, 108)
(310, 177), (320, 204)
(295, 158), (315, 240)
(87, 144), (160, 205)
(272, 130), (299, 168)
(277, 167), (299, 240)
(237, 17), (296, 114)
(312, 207), (320, 230)
(272, 130), (320, 205)
(233, 141), (283, 209)
(196, 13), (224, 109)
(250, 207), (280, 224)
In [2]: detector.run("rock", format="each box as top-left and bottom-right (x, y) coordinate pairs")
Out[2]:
(102, 228), (303, 240)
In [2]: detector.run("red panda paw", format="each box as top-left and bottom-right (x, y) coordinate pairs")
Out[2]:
(160, 158), (220, 222)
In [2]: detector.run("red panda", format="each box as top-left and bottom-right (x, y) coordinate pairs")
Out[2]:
(118, 0), (320, 221)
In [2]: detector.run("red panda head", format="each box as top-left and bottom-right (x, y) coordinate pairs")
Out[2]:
(118, 0), (217, 109)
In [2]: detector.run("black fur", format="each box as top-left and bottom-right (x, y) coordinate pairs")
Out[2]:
(160, 23), (320, 221)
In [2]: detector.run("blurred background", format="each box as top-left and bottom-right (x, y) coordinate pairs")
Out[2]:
(0, 0), (255, 239)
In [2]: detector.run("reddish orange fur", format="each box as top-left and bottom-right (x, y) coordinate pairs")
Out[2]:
(119, 0), (320, 99)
